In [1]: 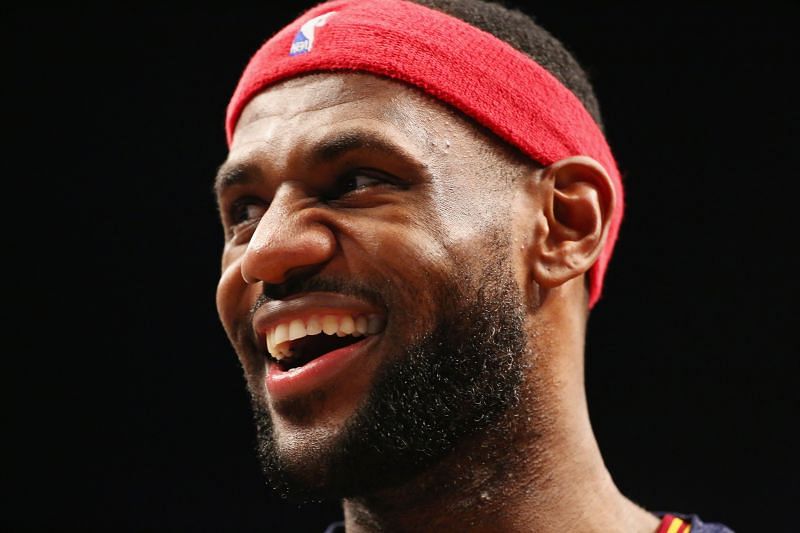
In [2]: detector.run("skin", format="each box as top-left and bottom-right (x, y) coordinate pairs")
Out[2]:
(215, 73), (660, 532)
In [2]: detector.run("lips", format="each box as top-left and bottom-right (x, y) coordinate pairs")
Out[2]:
(252, 293), (386, 396)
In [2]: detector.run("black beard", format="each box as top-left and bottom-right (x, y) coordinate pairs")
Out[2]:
(248, 255), (529, 502)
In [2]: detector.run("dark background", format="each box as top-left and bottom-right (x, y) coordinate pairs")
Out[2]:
(9, 3), (798, 531)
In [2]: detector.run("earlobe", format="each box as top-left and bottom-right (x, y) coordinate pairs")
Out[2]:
(530, 156), (616, 290)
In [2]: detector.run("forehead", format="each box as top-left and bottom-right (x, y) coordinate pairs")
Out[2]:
(228, 72), (520, 168)
(230, 74), (456, 170)
(236, 73), (415, 128)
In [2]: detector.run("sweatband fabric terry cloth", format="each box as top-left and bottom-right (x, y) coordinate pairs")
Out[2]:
(226, 0), (624, 308)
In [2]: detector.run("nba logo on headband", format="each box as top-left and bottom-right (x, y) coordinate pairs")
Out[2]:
(290, 12), (337, 56)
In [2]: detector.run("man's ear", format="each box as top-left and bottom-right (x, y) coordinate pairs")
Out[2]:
(530, 155), (616, 290)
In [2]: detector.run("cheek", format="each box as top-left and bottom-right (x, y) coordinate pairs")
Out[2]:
(215, 251), (249, 340)
(337, 199), (448, 263)
(338, 213), (455, 321)
(217, 261), (266, 380)
(427, 171), (508, 243)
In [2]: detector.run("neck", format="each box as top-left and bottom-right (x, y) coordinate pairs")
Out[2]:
(341, 284), (659, 533)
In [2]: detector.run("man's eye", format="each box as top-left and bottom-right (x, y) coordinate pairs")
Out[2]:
(326, 171), (386, 199)
(229, 198), (267, 226)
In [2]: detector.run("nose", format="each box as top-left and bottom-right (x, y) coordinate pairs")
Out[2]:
(240, 182), (336, 285)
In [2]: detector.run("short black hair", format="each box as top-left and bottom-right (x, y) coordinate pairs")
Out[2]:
(412, 0), (604, 133)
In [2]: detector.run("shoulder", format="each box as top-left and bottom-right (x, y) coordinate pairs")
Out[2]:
(689, 514), (735, 533)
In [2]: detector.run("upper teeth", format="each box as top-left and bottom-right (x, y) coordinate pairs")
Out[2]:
(266, 314), (383, 360)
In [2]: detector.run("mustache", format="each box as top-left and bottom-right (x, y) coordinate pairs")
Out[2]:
(249, 275), (387, 319)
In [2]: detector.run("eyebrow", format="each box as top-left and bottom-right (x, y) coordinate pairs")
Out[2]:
(213, 164), (253, 197)
(213, 129), (423, 196)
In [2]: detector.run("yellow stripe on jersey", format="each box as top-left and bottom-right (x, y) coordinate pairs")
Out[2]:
(666, 518), (685, 533)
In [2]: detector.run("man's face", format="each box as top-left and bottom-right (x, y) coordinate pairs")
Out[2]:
(215, 73), (536, 499)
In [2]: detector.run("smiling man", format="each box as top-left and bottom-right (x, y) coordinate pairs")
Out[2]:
(214, 1), (732, 532)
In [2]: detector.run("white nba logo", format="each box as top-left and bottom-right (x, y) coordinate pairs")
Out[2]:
(290, 12), (337, 56)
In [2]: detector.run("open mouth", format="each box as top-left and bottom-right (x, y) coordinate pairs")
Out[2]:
(265, 314), (384, 371)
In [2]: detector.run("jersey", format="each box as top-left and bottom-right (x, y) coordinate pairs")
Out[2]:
(657, 513), (734, 533)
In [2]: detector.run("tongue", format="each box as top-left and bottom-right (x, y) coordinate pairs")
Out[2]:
(281, 334), (363, 370)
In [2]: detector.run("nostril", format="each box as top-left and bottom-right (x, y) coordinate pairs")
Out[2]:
(263, 281), (290, 299)
(262, 265), (326, 300)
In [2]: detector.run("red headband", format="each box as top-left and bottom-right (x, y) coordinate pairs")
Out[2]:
(226, 0), (624, 308)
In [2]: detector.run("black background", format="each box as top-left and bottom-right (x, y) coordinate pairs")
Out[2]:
(9, 3), (798, 531)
